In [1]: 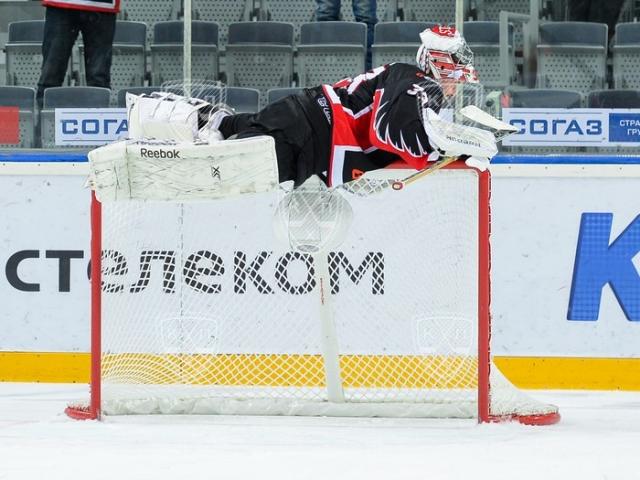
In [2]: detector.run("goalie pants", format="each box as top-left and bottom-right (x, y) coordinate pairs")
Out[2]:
(218, 88), (331, 187)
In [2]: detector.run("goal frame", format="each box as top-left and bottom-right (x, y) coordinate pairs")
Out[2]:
(65, 163), (558, 425)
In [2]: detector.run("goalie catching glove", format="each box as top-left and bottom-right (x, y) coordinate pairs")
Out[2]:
(126, 91), (234, 143)
(421, 108), (497, 172)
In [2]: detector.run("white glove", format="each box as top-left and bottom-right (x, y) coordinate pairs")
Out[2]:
(465, 156), (491, 172)
(422, 108), (498, 159)
(126, 92), (210, 142)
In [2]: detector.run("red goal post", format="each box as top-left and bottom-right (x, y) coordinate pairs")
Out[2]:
(66, 159), (559, 425)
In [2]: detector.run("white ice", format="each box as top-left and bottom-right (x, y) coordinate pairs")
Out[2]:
(0, 383), (639, 480)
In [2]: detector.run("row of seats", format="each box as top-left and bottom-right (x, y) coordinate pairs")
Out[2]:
(6, 19), (640, 107)
(0, 85), (298, 149)
(3, 85), (639, 150)
(117, 0), (504, 47)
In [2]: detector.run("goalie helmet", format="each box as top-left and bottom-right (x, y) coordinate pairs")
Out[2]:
(416, 25), (479, 84)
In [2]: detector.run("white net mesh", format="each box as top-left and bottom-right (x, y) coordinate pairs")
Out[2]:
(90, 166), (557, 421)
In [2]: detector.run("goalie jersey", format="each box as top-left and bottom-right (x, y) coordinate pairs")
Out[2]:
(318, 62), (441, 187)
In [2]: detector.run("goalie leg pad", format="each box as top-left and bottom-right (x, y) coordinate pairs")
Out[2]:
(88, 136), (280, 202)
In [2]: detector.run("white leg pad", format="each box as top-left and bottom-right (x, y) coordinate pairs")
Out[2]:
(88, 136), (279, 202)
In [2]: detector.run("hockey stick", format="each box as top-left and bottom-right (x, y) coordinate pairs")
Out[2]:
(390, 155), (460, 191)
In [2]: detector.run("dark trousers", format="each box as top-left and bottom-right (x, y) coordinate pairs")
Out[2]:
(219, 92), (331, 186)
(567, 0), (626, 41)
(36, 6), (116, 108)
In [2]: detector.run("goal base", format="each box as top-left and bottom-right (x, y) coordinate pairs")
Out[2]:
(65, 405), (98, 421)
(488, 412), (561, 426)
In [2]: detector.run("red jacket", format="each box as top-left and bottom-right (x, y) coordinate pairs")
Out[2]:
(42, 0), (120, 14)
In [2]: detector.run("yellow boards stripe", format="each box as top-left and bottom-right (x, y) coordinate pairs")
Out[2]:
(1, 352), (639, 390)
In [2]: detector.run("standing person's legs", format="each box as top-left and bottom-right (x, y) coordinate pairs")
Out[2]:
(36, 7), (80, 108)
(80, 11), (116, 90)
(316, 0), (341, 21)
(566, 0), (590, 20)
(592, 0), (626, 42)
(352, 0), (377, 70)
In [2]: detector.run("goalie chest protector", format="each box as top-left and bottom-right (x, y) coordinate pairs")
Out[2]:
(321, 63), (436, 187)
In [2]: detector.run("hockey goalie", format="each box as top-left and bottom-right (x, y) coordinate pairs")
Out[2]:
(89, 25), (516, 202)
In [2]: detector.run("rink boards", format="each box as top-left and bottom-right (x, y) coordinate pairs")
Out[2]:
(0, 153), (639, 389)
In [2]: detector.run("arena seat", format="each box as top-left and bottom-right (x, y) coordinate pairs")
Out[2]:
(371, 21), (436, 67)
(151, 21), (219, 86)
(297, 21), (366, 87)
(120, 0), (179, 48)
(536, 22), (607, 94)
(613, 22), (640, 90)
(192, 0), (253, 51)
(225, 22), (294, 108)
(587, 89), (640, 108)
(0, 86), (36, 148)
(258, 0), (316, 43)
(508, 88), (583, 108)
(473, 0), (530, 51)
(403, 0), (461, 24)
(116, 86), (162, 107)
(40, 86), (111, 149)
(5, 21), (61, 88)
(267, 86), (304, 104)
(224, 86), (261, 113)
(79, 21), (147, 104)
(464, 21), (515, 90)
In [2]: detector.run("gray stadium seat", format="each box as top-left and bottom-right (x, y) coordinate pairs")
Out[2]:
(372, 22), (436, 67)
(79, 21), (147, 103)
(536, 22), (607, 94)
(258, 0), (316, 43)
(474, 0), (530, 51)
(337, 0), (396, 22)
(192, 0), (253, 51)
(225, 22), (294, 108)
(297, 22), (366, 87)
(267, 86), (304, 104)
(151, 21), (219, 85)
(508, 88), (583, 108)
(587, 89), (640, 108)
(613, 22), (640, 90)
(40, 86), (111, 149)
(0, 86), (36, 148)
(179, 85), (260, 113)
(225, 87), (261, 113)
(116, 86), (162, 107)
(404, 0), (466, 24)
(464, 21), (515, 90)
(506, 87), (584, 154)
(5, 21), (51, 88)
(120, 0), (179, 47)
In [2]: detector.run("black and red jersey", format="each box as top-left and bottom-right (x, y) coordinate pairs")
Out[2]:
(42, 0), (120, 13)
(320, 63), (441, 186)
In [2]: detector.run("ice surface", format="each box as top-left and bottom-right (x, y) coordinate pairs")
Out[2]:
(0, 383), (638, 480)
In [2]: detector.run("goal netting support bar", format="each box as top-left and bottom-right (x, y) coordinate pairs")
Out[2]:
(67, 137), (559, 425)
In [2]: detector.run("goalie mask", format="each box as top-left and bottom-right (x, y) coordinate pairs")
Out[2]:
(416, 25), (479, 84)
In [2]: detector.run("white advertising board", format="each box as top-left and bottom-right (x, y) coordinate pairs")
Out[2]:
(54, 108), (128, 146)
(502, 108), (640, 147)
(490, 167), (640, 357)
(0, 164), (638, 359)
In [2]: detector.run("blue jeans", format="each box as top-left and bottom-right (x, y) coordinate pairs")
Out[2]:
(316, 0), (377, 70)
(36, 6), (116, 108)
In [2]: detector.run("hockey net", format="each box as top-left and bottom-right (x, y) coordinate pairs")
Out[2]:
(67, 157), (559, 424)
